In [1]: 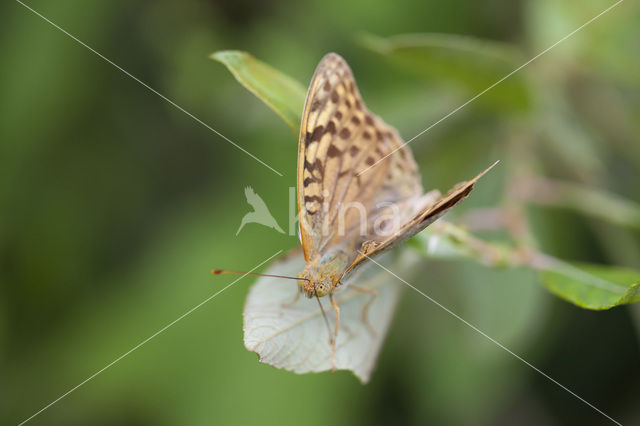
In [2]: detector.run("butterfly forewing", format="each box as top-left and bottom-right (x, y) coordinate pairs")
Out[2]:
(297, 53), (422, 263)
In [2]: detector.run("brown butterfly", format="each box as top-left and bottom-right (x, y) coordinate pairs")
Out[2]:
(215, 53), (496, 371)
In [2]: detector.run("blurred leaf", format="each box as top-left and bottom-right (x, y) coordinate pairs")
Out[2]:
(514, 178), (640, 231)
(358, 33), (532, 112)
(537, 94), (606, 181)
(411, 222), (640, 310)
(526, 0), (640, 88)
(244, 250), (402, 383)
(540, 261), (640, 310)
(210, 50), (306, 132)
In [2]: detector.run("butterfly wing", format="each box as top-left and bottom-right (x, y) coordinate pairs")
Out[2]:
(341, 162), (499, 278)
(297, 53), (422, 262)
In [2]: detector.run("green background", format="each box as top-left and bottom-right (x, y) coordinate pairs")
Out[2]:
(1, 0), (639, 425)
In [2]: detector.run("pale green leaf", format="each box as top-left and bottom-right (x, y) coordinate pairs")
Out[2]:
(210, 50), (306, 132)
(243, 250), (403, 383)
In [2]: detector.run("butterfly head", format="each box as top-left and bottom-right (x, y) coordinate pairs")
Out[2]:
(297, 252), (350, 298)
(297, 270), (332, 298)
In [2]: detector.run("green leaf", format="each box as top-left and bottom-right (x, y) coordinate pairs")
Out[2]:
(358, 33), (532, 112)
(210, 50), (306, 132)
(540, 261), (640, 310)
(411, 221), (640, 310)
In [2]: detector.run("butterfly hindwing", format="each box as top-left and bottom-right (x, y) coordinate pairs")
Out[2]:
(341, 162), (499, 278)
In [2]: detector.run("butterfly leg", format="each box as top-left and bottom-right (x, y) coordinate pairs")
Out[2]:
(281, 288), (300, 308)
(329, 293), (340, 373)
(349, 284), (377, 337)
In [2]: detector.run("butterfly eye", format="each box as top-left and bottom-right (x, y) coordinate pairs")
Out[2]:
(315, 282), (330, 297)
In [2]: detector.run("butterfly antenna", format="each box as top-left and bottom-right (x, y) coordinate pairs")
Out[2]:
(211, 269), (310, 282)
(315, 291), (334, 344)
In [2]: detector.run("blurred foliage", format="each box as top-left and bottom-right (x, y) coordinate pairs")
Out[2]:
(357, 32), (532, 112)
(2, 0), (640, 425)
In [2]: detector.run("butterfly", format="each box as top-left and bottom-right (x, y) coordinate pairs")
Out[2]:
(215, 53), (496, 372)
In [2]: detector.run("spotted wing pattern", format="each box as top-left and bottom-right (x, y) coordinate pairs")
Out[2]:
(297, 53), (422, 262)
